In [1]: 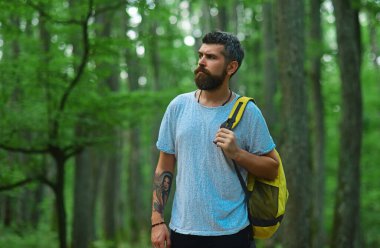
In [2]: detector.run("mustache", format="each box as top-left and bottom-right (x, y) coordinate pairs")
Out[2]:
(194, 66), (210, 75)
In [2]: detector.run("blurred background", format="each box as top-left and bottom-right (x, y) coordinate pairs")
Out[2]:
(0, 0), (379, 247)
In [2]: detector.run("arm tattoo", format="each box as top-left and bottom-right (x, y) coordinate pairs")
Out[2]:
(153, 171), (173, 216)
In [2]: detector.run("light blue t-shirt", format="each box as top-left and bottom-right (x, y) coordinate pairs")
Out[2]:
(156, 91), (275, 236)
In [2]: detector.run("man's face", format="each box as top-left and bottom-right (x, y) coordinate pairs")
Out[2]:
(163, 177), (170, 191)
(194, 44), (229, 91)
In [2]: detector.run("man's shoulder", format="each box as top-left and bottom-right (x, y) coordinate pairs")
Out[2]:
(234, 96), (263, 121)
(235, 95), (259, 112)
(246, 99), (259, 111)
(164, 91), (196, 115)
(169, 91), (195, 106)
(174, 91), (195, 101)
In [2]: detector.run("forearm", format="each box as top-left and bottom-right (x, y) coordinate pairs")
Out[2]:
(151, 170), (173, 224)
(233, 149), (279, 180)
(151, 152), (175, 225)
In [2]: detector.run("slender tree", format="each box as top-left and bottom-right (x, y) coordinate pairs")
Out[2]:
(262, 0), (278, 132)
(308, 0), (326, 247)
(124, 16), (144, 243)
(97, 10), (124, 244)
(276, 0), (311, 247)
(71, 1), (99, 246)
(331, 0), (363, 247)
(72, 146), (97, 248)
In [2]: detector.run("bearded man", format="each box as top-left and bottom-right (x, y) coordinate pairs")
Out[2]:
(150, 31), (279, 248)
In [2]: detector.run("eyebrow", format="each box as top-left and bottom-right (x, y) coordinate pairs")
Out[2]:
(198, 50), (221, 57)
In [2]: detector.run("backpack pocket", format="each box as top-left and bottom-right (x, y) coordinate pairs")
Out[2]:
(249, 180), (279, 221)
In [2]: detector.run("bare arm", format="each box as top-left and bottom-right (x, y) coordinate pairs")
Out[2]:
(151, 151), (176, 248)
(214, 128), (279, 180)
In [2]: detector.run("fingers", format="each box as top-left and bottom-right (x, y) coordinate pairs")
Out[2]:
(152, 242), (168, 248)
(214, 128), (234, 146)
(151, 237), (166, 248)
(217, 128), (233, 134)
(214, 128), (241, 160)
(151, 225), (170, 248)
(215, 128), (233, 139)
(164, 228), (171, 248)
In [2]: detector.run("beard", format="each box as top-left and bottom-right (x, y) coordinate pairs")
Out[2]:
(194, 66), (227, 91)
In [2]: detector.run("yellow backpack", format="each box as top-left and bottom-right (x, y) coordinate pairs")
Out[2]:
(221, 96), (289, 239)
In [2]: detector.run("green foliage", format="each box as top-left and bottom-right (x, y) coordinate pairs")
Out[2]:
(0, 0), (380, 247)
(0, 224), (57, 248)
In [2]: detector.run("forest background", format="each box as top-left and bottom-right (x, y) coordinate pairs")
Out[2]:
(0, 0), (379, 247)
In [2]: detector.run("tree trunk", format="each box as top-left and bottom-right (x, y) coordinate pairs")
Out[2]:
(276, 0), (311, 247)
(127, 130), (144, 243)
(3, 196), (12, 227)
(54, 153), (68, 248)
(31, 183), (44, 228)
(70, 2), (98, 246)
(309, 0), (326, 247)
(124, 32), (144, 243)
(262, 1), (278, 132)
(72, 147), (97, 248)
(102, 135), (123, 243)
(38, 15), (68, 247)
(98, 12), (123, 243)
(231, 0), (239, 34)
(147, 17), (163, 184)
(149, 21), (161, 92)
(247, 8), (262, 96)
(1, 15), (20, 229)
(74, 146), (106, 243)
(201, 2), (213, 34)
(262, 2), (279, 247)
(217, 3), (228, 31)
(331, 1), (363, 247)
(228, 1), (241, 92)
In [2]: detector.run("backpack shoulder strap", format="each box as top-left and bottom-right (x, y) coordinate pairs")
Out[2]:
(221, 95), (256, 193)
(222, 96), (255, 130)
(225, 97), (256, 229)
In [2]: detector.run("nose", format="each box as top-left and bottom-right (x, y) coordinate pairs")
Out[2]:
(198, 55), (206, 66)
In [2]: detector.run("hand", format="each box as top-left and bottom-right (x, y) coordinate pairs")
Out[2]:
(151, 223), (171, 248)
(214, 128), (241, 160)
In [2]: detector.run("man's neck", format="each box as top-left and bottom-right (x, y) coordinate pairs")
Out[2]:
(197, 85), (233, 107)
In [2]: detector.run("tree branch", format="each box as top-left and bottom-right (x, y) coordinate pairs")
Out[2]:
(58, 20), (91, 113)
(0, 178), (35, 191)
(0, 143), (49, 154)
(0, 176), (56, 192)
(51, 0), (94, 139)
(25, 0), (82, 25)
(38, 176), (56, 191)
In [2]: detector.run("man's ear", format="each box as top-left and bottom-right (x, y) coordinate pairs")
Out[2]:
(227, 61), (239, 76)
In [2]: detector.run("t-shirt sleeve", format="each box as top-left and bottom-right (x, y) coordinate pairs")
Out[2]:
(156, 100), (177, 155)
(243, 102), (276, 155)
